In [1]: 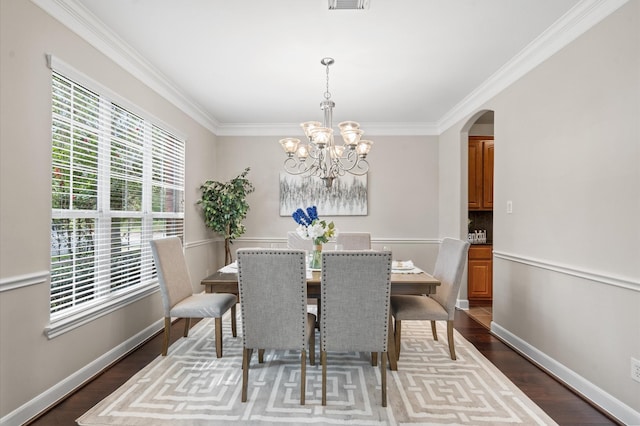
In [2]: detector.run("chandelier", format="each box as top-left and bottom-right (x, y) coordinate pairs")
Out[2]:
(279, 57), (373, 188)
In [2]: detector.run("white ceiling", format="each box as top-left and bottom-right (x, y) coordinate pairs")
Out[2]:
(53, 0), (591, 134)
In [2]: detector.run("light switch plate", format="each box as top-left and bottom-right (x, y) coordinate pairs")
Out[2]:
(506, 200), (513, 214)
(632, 357), (640, 383)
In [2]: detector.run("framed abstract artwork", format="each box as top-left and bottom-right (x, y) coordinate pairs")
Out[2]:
(279, 173), (368, 216)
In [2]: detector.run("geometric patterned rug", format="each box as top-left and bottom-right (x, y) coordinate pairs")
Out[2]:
(77, 309), (557, 426)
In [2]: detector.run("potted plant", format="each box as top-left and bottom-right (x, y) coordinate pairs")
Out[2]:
(198, 167), (254, 265)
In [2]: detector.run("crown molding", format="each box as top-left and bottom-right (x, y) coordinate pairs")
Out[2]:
(32, 0), (628, 137)
(31, 0), (220, 134)
(214, 121), (440, 137)
(437, 0), (629, 133)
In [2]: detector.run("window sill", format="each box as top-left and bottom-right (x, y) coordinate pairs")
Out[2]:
(45, 284), (159, 339)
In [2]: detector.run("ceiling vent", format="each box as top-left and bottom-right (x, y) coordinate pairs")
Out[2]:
(328, 0), (370, 10)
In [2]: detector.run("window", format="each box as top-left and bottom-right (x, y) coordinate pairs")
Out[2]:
(48, 60), (184, 336)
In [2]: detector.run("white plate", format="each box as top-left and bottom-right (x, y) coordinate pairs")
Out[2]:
(392, 261), (414, 270)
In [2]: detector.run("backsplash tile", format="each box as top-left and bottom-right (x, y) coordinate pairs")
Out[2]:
(468, 210), (493, 244)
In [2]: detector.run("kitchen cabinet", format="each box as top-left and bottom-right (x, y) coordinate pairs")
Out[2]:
(468, 245), (492, 301)
(469, 137), (494, 210)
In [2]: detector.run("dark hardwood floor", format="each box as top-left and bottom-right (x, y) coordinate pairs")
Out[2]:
(454, 311), (619, 425)
(28, 314), (619, 426)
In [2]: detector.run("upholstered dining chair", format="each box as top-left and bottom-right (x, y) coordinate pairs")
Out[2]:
(320, 250), (392, 407)
(237, 249), (316, 404)
(287, 231), (313, 251)
(335, 232), (371, 250)
(390, 238), (470, 360)
(150, 237), (237, 357)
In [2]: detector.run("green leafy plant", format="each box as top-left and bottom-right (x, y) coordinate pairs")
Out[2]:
(198, 167), (254, 265)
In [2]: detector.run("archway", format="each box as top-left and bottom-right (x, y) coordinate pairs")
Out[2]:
(459, 110), (494, 328)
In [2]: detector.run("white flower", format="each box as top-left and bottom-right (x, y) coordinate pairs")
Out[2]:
(296, 224), (310, 239)
(295, 220), (336, 245)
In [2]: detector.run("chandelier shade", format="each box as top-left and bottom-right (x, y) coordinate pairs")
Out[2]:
(279, 57), (373, 188)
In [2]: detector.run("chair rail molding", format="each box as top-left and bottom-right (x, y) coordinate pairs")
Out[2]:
(493, 250), (639, 292)
(184, 238), (220, 249)
(0, 270), (49, 293)
(236, 237), (442, 246)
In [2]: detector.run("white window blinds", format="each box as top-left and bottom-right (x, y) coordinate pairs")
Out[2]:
(50, 64), (185, 325)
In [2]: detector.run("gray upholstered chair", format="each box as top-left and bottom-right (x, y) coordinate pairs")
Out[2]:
(390, 238), (470, 360)
(150, 237), (237, 357)
(287, 231), (313, 251)
(335, 232), (371, 250)
(320, 250), (392, 407)
(237, 249), (316, 404)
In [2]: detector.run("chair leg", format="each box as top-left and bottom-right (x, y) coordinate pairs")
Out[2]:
(183, 318), (190, 337)
(258, 349), (265, 363)
(447, 320), (456, 360)
(394, 319), (402, 360)
(371, 352), (377, 366)
(300, 349), (306, 405)
(316, 299), (322, 330)
(162, 317), (171, 356)
(381, 351), (387, 407)
(241, 348), (252, 402)
(321, 351), (327, 406)
(215, 317), (223, 358)
(309, 328), (315, 366)
(431, 320), (438, 341)
(231, 304), (237, 337)
(388, 316), (398, 370)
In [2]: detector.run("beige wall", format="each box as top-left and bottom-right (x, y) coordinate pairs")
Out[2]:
(0, 0), (218, 420)
(214, 135), (442, 269)
(439, 1), (639, 418)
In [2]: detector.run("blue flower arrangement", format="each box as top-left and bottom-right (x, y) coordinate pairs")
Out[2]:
(292, 205), (336, 246)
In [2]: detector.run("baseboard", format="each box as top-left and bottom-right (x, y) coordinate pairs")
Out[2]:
(456, 298), (469, 310)
(0, 319), (164, 426)
(491, 322), (640, 426)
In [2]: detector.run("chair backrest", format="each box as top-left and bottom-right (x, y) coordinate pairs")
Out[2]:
(431, 238), (470, 318)
(287, 231), (313, 251)
(149, 237), (194, 316)
(335, 232), (371, 250)
(237, 249), (309, 350)
(320, 251), (391, 352)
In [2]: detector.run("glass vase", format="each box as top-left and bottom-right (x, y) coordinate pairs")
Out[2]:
(310, 244), (322, 269)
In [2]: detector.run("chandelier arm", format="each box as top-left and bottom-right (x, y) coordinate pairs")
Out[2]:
(306, 144), (322, 160)
(347, 158), (370, 175)
(283, 157), (314, 176)
(330, 150), (364, 173)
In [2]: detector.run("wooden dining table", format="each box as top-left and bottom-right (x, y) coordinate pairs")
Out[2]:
(201, 269), (440, 371)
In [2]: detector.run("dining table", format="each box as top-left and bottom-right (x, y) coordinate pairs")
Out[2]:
(201, 266), (440, 371)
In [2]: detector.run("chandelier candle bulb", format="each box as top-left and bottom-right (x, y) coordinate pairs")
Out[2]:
(341, 128), (364, 147)
(338, 121), (360, 131)
(297, 145), (309, 158)
(311, 127), (333, 147)
(356, 140), (373, 156)
(331, 145), (345, 158)
(279, 138), (300, 156)
(301, 121), (321, 138)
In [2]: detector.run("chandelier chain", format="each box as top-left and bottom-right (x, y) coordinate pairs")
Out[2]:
(324, 62), (331, 100)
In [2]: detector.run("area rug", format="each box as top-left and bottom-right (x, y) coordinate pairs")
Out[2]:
(77, 310), (557, 425)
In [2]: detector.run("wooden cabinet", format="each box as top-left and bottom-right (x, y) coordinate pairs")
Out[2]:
(468, 245), (492, 301)
(469, 137), (494, 210)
